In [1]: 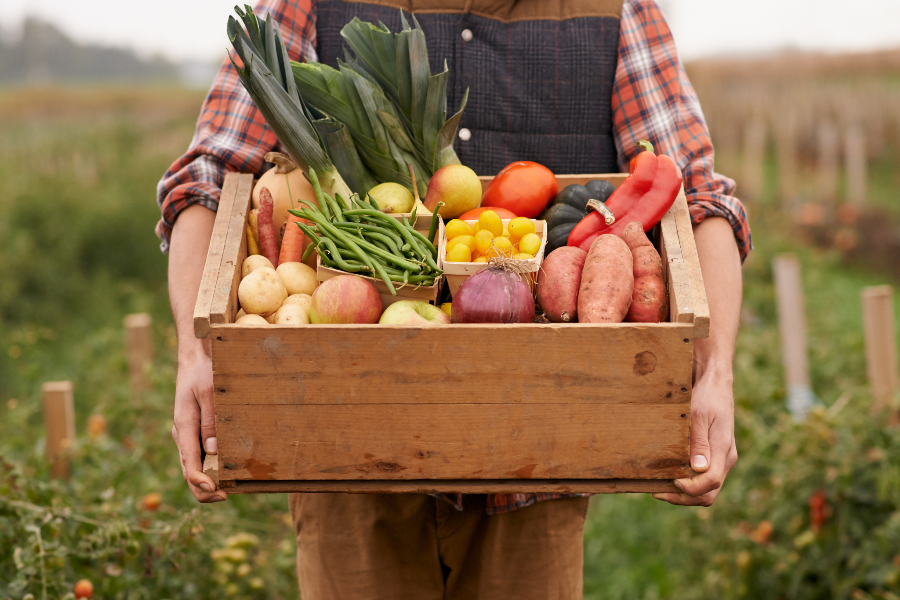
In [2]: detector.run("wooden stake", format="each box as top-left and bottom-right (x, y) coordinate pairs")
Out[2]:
(845, 125), (867, 207)
(861, 286), (900, 423)
(773, 255), (814, 420)
(741, 117), (766, 203)
(816, 122), (839, 205)
(124, 313), (153, 396)
(42, 381), (75, 479)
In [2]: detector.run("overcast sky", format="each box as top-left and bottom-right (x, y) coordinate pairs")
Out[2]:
(4, 0), (900, 63)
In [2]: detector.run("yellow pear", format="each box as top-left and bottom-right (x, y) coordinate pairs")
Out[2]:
(424, 165), (481, 219)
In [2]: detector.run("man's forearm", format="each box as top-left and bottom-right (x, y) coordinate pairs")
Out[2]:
(168, 205), (217, 361)
(692, 217), (742, 381)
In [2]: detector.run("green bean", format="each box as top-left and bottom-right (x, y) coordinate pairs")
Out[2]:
(400, 243), (412, 253)
(303, 212), (422, 272)
(307, 168), (333, 221)
(344, 208), (430, 257)
(318, 238), (371, 273)
(362, 230), (403, 255)
(366, 193), (380, 211)
(333, 222), (405, 247)
(427, 202), (442, 244)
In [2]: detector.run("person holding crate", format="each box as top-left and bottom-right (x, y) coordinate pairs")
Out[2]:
(158, 0), (749, 596)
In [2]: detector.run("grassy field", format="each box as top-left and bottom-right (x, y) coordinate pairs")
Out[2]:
(1, 84), (900, 599)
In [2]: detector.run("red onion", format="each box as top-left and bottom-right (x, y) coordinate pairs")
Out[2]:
(451, 263), (535, 324)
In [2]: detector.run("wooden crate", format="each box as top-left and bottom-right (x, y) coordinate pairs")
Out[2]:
(441, 218), (547, 295)
(195, 172), (710, 495)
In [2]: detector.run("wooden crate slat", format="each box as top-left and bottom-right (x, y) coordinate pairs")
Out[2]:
(193, 173), (242, 339)
(210, 323), (694, 406)
(210, 173), (254, 326)
(216, 402), (691, 481)
(671, 191), (711, 338)
(219, 478), (681, 494)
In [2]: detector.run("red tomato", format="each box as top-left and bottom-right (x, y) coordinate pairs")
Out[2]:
(457, 206), (518, 221)
(74, 579), (94, 599)
(481, 162), (558, 218)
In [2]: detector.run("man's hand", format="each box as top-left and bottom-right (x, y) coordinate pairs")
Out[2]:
(653, 216), (743, 507)
(172, 350), (226, 502)
(653, 372), (737, 506)
(168, 204), (226, 503)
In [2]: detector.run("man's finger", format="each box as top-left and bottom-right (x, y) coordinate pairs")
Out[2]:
(174, 413), (219, 499)
(652, 489), (719, 507)
(198, 384), (218, 455)
(689, 409), (712, 473)
(675, 461), (725, 497)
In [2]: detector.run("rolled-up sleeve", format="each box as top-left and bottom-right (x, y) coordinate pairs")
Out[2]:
(612, 0), (752, 261)
(155, 0), (316, 253)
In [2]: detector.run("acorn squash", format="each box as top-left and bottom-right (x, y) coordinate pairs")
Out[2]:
(541, 180), (616, 254)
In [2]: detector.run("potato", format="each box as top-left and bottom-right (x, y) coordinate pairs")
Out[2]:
(238, 267), (287, 315)
(242, 255), (274, 279)
(536, 246), (587, 322)
(283, 293), (313, 312)
(235, 314), (269, 326)
(276, 262), (318, 296)
(577, 234), (634, 323)
(235, 308), (247, 321)
(271, 303), (310, 325)
(620, 222), (668, 323)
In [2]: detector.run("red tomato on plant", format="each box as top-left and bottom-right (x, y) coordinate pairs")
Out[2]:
(481, 161), (558, 218)
(74, 579), (94, 599)
(457, 206), (518, 221)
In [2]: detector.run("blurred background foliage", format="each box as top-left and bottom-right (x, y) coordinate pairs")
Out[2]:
(2, 46), (900, 599)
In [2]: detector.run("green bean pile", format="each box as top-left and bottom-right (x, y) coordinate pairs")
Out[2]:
(288, 168), (442, 295)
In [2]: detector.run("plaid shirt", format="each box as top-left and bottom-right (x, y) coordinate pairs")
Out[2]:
(157, 0), (751, 514)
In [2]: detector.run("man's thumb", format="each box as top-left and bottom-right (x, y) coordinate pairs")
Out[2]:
(689, 411), (711, 472)
(199, 391), (217, 455)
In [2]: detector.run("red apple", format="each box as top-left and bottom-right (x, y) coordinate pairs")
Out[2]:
(379, 301), (451, 326)
(309, 275), (383, 324)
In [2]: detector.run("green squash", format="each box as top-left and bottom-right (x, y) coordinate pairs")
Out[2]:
(541, 180), (616, 254)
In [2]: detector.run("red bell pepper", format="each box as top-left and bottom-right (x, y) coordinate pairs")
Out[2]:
(567, 141), (683, 252)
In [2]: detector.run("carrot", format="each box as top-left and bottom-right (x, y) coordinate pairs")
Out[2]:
(278, 213), (306, 266)
(257, 187), (280, 266)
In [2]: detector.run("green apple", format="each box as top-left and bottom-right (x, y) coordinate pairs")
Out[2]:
(378, 300), (451, 326)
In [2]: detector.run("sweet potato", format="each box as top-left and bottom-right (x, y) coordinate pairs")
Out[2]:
(577, 234), (633, 323)
(536, 246), (588, 322)
(620, 222), (668, 323)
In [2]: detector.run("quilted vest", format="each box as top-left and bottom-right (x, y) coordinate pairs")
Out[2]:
(314, 0), (624, 176)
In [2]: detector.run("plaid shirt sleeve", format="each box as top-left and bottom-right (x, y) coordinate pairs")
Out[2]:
(613, 0), (752, 261)
(154, 0), (316, 253)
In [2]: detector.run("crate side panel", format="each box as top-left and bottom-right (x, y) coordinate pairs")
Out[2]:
(211, 324), (694, 405)
(210, 173), (254, 325)
(216, 402), (691, 481)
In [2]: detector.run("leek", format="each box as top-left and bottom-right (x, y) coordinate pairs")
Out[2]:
(227, 6), (374, 197)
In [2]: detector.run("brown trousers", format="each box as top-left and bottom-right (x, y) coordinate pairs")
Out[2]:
(288, 493), (589, 600)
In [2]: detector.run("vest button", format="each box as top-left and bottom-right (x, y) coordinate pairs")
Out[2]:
(461, 29), (473, 42)
(458, 128), (471, 142)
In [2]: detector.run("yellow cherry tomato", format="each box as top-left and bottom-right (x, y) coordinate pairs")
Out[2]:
(508, 217), (536, 241)
(513, 253), (534, 260)
(473, 256), (489, 263)
(518, 232), (542, 256)
(446, 244), (472, 262)
(502, 227), (510, 238)
(474, 230), (494, 255)
(472, 221), (481, 233)
(440, 302), (452, 316)
(446, 235), (476, 253)
(445, 219), (473, 240)
(486, 236), (514, 258)
(477, 210), (503, 237)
